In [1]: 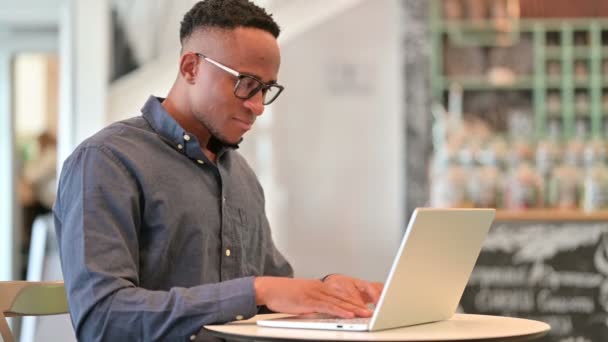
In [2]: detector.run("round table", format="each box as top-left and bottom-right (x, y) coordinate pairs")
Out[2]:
(200, 313), (550, 342)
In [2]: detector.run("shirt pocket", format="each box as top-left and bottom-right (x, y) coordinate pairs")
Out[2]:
(225, 204), (265, 276)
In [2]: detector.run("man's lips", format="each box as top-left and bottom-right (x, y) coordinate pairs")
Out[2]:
(233, 117), (254, 130)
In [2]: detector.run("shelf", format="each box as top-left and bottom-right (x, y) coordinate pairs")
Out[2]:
(434, 18), (608, 33)
(443, 77), (608, 90)
(496, 209), (608, 222)
(430, 6), (608, 141)
(442, 76), (534, 90)
(545, 47), (592, 59)
(574, 79), (591, 88)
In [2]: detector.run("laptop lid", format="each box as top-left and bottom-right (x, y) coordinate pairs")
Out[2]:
(256, 208), (495, 332)
(368, 208), (495, 331)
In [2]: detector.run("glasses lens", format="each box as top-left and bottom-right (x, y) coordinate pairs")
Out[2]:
(263, 85), (282, 105)
(235, 76), (262, 99)
(234, 75), (283, 105)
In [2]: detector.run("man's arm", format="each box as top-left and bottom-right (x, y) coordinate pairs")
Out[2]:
(54, 146), (257, 341)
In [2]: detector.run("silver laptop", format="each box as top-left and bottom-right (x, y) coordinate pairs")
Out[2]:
(256, 208), (495, 332)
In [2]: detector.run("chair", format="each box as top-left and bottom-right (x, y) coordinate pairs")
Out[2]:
(0, 281), (68, 342)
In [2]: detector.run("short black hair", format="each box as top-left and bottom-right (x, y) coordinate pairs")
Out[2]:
(180, 0), (280, 45)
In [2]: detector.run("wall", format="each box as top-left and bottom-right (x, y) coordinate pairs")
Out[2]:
(271, 0), (404, 281)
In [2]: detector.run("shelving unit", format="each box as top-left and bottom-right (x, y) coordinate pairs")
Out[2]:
(429, 2), (608, 139)
(495, 209), (608, 221)
(431, 6), (608, 340)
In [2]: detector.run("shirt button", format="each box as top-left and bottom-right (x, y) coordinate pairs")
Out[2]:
(222, 196), (226, 203)
(183, 134), (191, 141)
(177, 144), (183, 150)
(189, 334), (196, 341)
(225, 249), (231, 257)
(196, 159), (204, 165)
(236, 315), (244, 321)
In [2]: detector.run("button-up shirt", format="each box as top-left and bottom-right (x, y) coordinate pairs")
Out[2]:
(53, 96), (293, 341)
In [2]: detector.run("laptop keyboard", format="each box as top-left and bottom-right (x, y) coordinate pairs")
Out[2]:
(311, 317), (370, 324)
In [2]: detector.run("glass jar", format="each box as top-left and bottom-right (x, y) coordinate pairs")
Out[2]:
(547, 158), (582, 209)
(430, 152), (472, 208)
(470, 147), (502, 208)
(580, 140), (608, 212)
(580, 163), (608, 212)
(503, 161), (543, 210)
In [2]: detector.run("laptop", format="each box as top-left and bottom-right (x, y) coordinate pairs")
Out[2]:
(256, 208), (495, 332)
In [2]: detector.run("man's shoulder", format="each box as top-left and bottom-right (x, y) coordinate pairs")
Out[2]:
(75, 116), (151, 152)
(62, 116), (155, 168)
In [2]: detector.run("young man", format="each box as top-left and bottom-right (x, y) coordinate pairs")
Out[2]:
(54, 0), (382, 340)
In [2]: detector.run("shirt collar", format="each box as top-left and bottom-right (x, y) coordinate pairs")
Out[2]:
(141, 95), (240, 158)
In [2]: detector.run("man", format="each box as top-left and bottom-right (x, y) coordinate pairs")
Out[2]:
(54, 0), (382, 340)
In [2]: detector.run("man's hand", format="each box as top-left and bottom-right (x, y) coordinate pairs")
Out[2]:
(321, 274), (383, 307)
(254, 277), (378, 318)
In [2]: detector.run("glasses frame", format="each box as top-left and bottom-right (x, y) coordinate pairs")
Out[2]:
(194, 52), (284, 105)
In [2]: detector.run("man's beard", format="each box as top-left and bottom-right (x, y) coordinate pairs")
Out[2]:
(196, 113), (240, 146)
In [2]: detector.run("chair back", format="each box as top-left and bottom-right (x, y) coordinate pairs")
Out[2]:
(0, 281), (68, 342)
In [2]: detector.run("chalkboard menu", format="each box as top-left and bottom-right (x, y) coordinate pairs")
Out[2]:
(461, 221), (608, 342)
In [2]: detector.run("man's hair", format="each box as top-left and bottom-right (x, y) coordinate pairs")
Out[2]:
(180, 0), (280, 44)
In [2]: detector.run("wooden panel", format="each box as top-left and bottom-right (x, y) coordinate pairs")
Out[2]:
(496, 209), (608, 222)
(520, 0), (608, 18)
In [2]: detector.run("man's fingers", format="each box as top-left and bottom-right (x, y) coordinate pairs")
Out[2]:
(316, 290), (373, 317)
(317, 301), (356, 318)
(355, 280), (382, 304)
(321, 283), (368, 310)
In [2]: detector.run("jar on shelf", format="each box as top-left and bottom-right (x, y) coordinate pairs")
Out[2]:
(429, 151), (473, 208)
(470, 146), (502, 208)
(578, 138), (608, 211)
(507, 138), (535, 170)
(566, 120), (589, 167)
(584, 139), (607, 169)
(536, 138), (561, 175)
(580, 163), (608, 212)
(503, 161), (544, 210)
(536, 137), (562, 207)
(488, 135), (509, 172)
(547, 154), (582, 209)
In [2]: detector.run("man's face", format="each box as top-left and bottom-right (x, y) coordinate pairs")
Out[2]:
(187, 27), (281, 145)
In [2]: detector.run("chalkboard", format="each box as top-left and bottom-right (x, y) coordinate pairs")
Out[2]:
(461, 221), (608, 342)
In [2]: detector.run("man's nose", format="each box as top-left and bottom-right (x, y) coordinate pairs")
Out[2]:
(243, 91), (265, 116)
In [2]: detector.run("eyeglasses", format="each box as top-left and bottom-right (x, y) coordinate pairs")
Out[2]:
(195, 52), (284, 105)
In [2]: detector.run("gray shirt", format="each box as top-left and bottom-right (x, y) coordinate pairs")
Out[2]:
(53, 96), (293, 341)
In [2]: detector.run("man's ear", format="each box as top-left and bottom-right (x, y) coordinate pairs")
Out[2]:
(180, 53), (199, 84)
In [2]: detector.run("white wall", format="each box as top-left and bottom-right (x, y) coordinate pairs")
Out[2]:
(271, 0), (404, 281)
(107, 54), (176, 122)
(58, 0), (110, 162)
